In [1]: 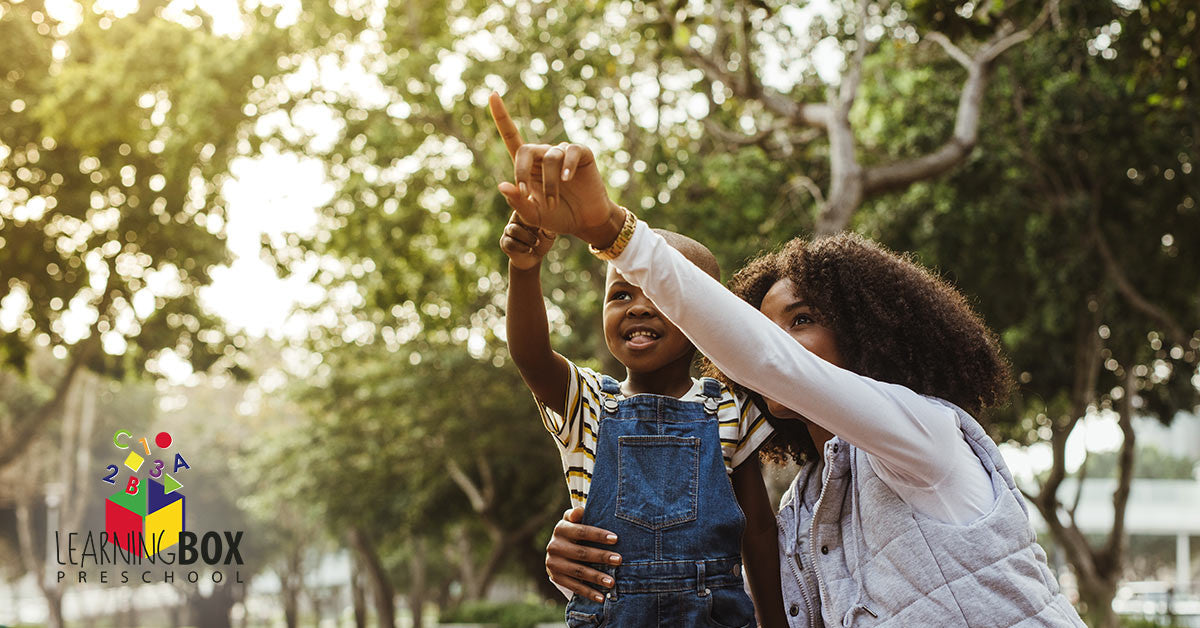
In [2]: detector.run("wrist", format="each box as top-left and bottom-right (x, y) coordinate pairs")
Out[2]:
(578, 200), (626, 249)
(509, 259), (542, 274)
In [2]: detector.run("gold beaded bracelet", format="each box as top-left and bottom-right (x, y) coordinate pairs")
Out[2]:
(589, 208), (638, 260)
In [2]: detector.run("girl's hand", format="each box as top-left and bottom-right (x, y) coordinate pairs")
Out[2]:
(546, 507), (622, 602)
(489, 93), (625, 247)
(500, 211), (556, 270)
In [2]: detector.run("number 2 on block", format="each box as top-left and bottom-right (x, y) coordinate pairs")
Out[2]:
(102, 465), (118, 484)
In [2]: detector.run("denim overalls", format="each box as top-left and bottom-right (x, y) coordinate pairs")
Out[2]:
(565, 375), (757, 628)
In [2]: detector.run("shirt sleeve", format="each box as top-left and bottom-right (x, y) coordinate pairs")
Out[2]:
(534, 360), (605, 451)
(729, 392), (772, 469)
(609, 221), (967, 489)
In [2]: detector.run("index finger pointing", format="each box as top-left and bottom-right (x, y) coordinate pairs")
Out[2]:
(488, 92), (524, 160)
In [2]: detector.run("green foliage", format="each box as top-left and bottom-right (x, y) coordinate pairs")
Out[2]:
(861, 0), (1200, 442)
(1081, 445), (1198, 481)
(439, 600), (566, 628)
(0, 0), (292, 377)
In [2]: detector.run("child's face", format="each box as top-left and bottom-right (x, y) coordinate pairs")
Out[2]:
(603, 266), (694, 375)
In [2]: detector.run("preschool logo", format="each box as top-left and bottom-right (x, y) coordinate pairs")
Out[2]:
(52, 428), (245, 586)
(103, 430), (189, 558)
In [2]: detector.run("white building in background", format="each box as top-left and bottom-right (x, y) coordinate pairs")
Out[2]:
(1019, 411), (1200, 625)
(1135, 411), (1200, 465)
(1029, 478), (1200, 588)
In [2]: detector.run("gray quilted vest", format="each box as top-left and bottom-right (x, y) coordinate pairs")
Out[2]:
(774, 398), (1086, 627)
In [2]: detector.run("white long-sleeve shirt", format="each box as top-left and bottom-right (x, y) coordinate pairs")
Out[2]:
(610, 222), (994, 524)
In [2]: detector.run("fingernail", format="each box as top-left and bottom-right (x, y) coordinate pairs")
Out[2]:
(563, 168), (571, 181)
(549, 197), (557, 211)
(593, 594), (604, 602)
(606, 534), (618, 542)
(602, 576), (613, 585)
(519, 182), (527, 195)
(608, 554), (621, 564)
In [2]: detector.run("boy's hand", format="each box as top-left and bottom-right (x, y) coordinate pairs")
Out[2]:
(500, 211), (556, 270)
(489, 93), (624, 247)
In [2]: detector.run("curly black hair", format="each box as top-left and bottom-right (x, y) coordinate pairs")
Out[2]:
(703, 232), (1013, 466)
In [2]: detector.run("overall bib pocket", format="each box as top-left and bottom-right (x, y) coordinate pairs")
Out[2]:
(615, 435), (700, 530)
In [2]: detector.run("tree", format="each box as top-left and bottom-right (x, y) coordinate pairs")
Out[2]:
(282, 340), (566, 621)
(647, 0), (1061, 234)
(1, 354), (159, 628)
(0, 0), (296, 471)
(865, 2), (1199, 625)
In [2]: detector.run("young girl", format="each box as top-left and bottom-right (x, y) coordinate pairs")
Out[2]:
(491, 95), (1086, 627)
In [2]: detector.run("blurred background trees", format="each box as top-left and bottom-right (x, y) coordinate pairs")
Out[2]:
(2, 0), (1197, 626)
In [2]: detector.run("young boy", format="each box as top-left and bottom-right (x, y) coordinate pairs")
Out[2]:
(500, 210), (785, 627)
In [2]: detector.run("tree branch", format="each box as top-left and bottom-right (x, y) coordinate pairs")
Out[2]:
(1038, 303), (1103, 520)
(838, 0), (873, 109)
(701, 117), (782, 147)
(445, 459), (489, 513)
(1068, 443), (1090, 519)
(1106, 360), (1137, 559)
(0, 337), (98, 471)
(1090, 211), (1191, 348)
(660, 1), (828, 128)
(925, 32), (973, 69)
(862, 1), (1057, 197)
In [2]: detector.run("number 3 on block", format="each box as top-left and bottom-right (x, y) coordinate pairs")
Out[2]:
(149, 459), (165, 479)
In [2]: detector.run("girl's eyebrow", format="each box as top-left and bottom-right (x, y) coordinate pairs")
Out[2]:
(782, 300), (810, 312)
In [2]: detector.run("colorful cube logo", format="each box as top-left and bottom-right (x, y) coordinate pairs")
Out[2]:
(105, 478), (185, 556)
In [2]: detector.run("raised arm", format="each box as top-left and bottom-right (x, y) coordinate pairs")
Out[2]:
(500, 213), (571, 414)
(493, 129), (962, 486)
(606, 223), (963, 486)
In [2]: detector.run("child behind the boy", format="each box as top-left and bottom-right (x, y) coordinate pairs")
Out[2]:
(500, 208), (784, 628)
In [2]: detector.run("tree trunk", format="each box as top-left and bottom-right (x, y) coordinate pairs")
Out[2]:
(1029, 303), (1136, 628)
(187, 585), (235, 628)
(43, 588), (65, 628)
(15, 465), (63, 628)
(350, 560), (367, 628)
(1076, 575), (1120, 628)
(409, 538), (428, 628)
(280, 546), (303, 628)
(347, 527), (396, 628)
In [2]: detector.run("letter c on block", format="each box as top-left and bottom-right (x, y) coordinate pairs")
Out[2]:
(113, 430), (132, 449)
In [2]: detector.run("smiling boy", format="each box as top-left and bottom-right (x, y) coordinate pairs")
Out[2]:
(500, 211), (784, 627)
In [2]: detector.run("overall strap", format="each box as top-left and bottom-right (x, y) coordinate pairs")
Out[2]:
(599, 374), (622, 395)
(699, 377), (723, 414)
(699, 377), (724, 400)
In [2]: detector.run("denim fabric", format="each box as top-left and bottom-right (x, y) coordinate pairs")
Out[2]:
(565, 376), (757, 628)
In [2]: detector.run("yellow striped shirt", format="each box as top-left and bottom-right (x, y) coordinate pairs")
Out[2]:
(535, 361), (773, 509)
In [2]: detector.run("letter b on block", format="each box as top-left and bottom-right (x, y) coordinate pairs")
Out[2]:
(104, 478), (185, 557)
